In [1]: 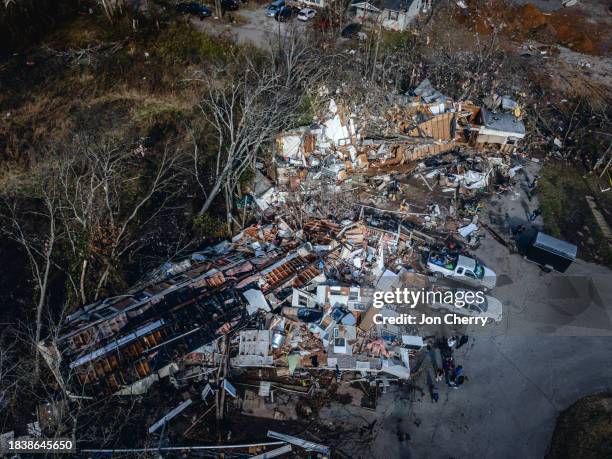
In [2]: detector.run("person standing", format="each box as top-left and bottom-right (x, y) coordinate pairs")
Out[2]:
(528, 208), (542, 222)
(529, 175), (540, 190)
(453, 365), (463, 379)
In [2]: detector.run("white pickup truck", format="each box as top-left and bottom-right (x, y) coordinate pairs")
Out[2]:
(427, 251), (497, 290)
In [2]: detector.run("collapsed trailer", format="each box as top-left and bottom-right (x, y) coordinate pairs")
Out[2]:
(518, 230), (577, 273)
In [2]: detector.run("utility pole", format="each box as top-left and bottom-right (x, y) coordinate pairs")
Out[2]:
(371, 20), (383, 81)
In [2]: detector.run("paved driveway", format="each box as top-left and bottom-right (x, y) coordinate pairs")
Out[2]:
(363, 335), (612, 459)
(474, 160), (612, 337)
(401, 162), (612, 458)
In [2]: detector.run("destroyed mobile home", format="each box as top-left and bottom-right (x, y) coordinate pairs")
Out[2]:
(41, 218), (427, 398)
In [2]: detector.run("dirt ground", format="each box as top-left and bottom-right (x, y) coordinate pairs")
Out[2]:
(459, 0), (611, 56)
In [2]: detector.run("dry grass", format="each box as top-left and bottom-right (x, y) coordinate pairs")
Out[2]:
(0, 12), (231, 165)
(539, 161), (612, 267)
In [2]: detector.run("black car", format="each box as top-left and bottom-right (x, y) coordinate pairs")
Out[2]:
(274, 5), (293, 21)
(176, 2), (212, 19)
(341, 23), (361, 38)
(221, 0), (240, 11)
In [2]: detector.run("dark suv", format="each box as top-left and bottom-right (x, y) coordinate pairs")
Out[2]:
(274, 6), (293, 21)
(222, 0), (240, 10)
(341, 23), (361, 38)
(176, 2), (212, 19)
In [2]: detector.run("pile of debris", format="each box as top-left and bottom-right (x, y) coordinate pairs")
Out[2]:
(32, 79), (530, 454)
(42, 215), (434, 399)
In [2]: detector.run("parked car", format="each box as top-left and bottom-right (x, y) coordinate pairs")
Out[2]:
(265, 0), (285, 17)
(297, 8), (316, 21)
(221, 0), (239, 10)
(176, 2), (212, 19)
(274, 5), (293, 21)
(429, 288), (503, 323)
(341, 23), (361, 38)
(427, 251), (497, 290)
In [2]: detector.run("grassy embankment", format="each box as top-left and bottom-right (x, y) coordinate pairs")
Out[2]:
(538, 161), (612, 267)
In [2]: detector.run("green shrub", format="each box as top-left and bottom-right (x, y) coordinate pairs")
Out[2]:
(193, 213), (227, 239)
(155, 22), (226, 65)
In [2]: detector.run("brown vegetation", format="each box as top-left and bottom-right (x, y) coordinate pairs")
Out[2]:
(547, 392), (612, 459)
(458, 0), (610, 55)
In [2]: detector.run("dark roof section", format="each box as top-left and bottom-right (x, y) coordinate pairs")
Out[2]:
(382, 0), (413, 11)
(351, 0), (414, 11)
(481, 107), (526, 135)
(533, 232), (577, 261)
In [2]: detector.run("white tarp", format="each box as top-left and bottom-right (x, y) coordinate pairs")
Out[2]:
(243, 289), (271, 315)
(458, 223), (479, 238)
(457, 170), (488, 189)
(277, 134), (303, 161)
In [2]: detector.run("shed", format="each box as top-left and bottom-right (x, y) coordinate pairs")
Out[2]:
(518, 230), (577, 273)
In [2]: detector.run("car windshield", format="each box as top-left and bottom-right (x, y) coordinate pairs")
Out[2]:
(457, 290), (487, 309)
(474, 264), (485, 279)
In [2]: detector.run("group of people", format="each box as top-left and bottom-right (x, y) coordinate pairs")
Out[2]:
(428, 336), (469, 402)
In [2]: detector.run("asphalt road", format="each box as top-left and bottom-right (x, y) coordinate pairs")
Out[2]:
(364, 335), (612, 459)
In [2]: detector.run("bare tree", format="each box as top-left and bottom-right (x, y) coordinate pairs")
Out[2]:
(1, 180), (60, 377)
(193, 36), (330, 232)
(196, 66), (282, 221)
(56, 139), (185, 302)
(0, 331), (20, 419)
(97, 0), (125, 23)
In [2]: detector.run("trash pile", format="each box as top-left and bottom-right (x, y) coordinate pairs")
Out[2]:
(256, 80), (527, 248)
(270, 79), (523, 182)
